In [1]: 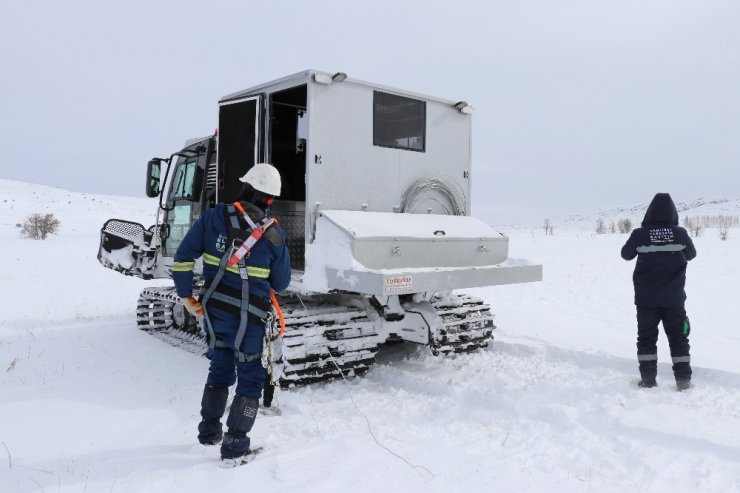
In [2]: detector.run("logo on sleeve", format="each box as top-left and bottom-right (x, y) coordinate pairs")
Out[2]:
(216, 234), (228, 252)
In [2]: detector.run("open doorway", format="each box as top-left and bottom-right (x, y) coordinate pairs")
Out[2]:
(269, 85), (307, 201)
(269, 85), (307, 270)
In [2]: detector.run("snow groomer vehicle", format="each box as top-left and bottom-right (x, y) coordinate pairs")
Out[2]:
(97, 69), (542, 389)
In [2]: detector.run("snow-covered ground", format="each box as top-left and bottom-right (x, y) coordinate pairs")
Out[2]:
(1, 180), (739, 493)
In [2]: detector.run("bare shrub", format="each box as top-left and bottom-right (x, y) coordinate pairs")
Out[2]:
(595, 218), (606, 235)
(543, 218), (554, 235)
(617, 218), (633, 233)
(718, 215), (731, 241)
(683, 216), (703, 238)
(20, 213), (60, 240)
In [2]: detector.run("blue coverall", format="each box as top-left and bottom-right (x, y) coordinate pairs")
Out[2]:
(172, 202), (291, 399)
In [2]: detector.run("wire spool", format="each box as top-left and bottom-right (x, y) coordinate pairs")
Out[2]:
(399, 177), (466, 216)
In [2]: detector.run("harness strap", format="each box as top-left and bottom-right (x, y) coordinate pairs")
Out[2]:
(201, 203), (274, 363)
(206, 292), (270, 320)
(200, 248), (232, 352)
(233, 253), (251, 362)
(226, 203), (272, 243)
(235, 201), (260, 229)
(211, 341), (261, 362)
(227, 218), (276, 268)
(231, 202), (253, 362)
(227, 204), (240, 229)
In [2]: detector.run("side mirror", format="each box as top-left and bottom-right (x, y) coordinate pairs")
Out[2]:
(146, 159), (162, 198)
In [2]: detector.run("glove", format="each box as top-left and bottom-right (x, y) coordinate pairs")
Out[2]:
(181, 296), (204, 317)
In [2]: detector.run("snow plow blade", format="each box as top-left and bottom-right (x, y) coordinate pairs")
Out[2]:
(97, 219), (158, 279)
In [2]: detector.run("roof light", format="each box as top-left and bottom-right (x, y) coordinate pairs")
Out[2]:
(313, 73), (333, 85)
(454, 101), (474, 115)
(314, 71), (347, 85)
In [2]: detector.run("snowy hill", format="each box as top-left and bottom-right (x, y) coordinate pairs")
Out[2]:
(560, 197), (740, 230)
(0, 179), (155, 233)
(1, 180), (739, 493)
(491, 196), (740, 231)
(0, 179), (158, 324)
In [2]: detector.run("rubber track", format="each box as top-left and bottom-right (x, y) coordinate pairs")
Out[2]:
(135, 288), (495, 387)
(273, 295), (381, 388)
(134, 288), (381, 388)
(136, 287), (206, 355)
(429, 293), (496, 355)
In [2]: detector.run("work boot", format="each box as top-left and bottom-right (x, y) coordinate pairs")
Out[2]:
(197, 385), (229, 445)
(221, 395), (259, 460)
(638, 378), (657, 388)
(676, 379), (691, 392)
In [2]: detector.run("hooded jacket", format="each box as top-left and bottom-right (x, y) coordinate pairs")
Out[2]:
(621, 193), (696, 307)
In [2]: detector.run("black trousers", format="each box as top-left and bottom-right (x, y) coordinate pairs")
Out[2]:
(636, 306), (692, 381)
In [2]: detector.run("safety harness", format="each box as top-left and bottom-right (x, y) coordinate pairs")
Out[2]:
(200, 202), (276, 363)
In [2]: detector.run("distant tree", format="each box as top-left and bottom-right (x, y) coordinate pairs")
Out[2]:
(617, 218), (633, 234)
(595, 218), (606, 235)
(718, 215), (731, 241)
(683, 216), (703, 238)
(544, 218), (550, 234)
(543, 218), (554, 235)
(609, 221), (617, 234)
(20, 213), (60, 240)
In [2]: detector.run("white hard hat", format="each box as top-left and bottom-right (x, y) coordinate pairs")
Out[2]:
(239, 163), (281, 196)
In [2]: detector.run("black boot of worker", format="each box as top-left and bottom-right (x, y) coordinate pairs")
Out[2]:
(197, 385), (229, 445)
(676, 379), (691, 391)
(638, 378), (657, 388)
(221, 395), (259, 460)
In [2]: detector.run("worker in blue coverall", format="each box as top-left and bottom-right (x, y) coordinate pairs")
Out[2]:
(621, 193), (696, 391)
(172, 163), (291, 460)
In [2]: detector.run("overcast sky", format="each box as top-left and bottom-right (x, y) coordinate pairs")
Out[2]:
(1, 0), (738, 221)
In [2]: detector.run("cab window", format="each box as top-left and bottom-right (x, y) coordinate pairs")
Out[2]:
(171, 159), (198, 199)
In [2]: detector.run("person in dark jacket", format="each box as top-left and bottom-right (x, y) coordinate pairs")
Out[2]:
(621, 193), (696, 391)
(172, 163), (291, 460)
